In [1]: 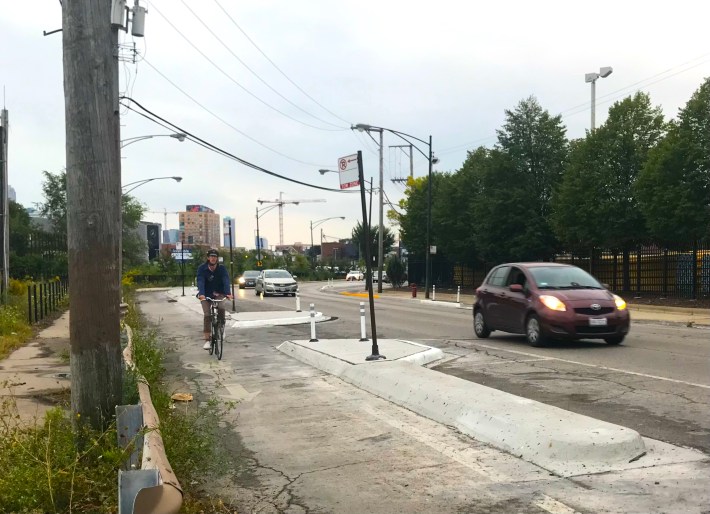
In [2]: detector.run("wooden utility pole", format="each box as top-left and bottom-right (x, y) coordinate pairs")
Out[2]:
(63, 0), (123, 431)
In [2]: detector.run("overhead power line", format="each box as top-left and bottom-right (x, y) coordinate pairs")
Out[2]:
(212, 0), (353, 125)
(139, 58), (329, 167)
(150, 2), (344, 132)
(121, 96), (358, 194)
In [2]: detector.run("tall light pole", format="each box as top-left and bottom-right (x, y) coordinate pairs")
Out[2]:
(255, 204), (279, 269)
(351, 125), (385, 292)
(585, 67), (613, 131)
(121, 176), (182, 195)
(120, 132), (187, 148)
(351, 124), (437, 298)
(310, 216), (345, 266)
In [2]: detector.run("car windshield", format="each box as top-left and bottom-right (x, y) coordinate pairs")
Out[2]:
(243, 271), (260, 278)
(528, 266), (602, 289)
(264, 270), (293, 279)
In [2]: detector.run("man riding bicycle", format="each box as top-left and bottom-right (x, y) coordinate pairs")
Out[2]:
(196, 248), (233, 349)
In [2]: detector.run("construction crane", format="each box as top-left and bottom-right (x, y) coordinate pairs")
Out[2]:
(257, 192), (325, 245)
(146, 208), (181, 231)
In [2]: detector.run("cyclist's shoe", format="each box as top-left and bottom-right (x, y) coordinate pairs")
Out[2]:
(202, 341), (211, 350)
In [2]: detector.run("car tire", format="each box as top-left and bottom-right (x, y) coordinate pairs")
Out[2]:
(526, 314), (548, 347)
(239, 284), (245, 289)
(473, 310), (491, 338)
(604, 335), (625, 345)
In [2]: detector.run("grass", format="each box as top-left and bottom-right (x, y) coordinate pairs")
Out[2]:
(0, 287), (240, 513)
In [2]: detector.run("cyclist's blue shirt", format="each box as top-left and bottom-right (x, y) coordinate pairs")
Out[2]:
(196, 262), (231, 297)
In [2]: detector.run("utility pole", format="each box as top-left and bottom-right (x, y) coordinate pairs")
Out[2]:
(390, 144), (413, 184)
(0, 109), (8, 303)
(377, 129), (384, 293)
(63, 0), (123, 431)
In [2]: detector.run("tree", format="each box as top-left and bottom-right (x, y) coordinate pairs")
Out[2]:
(636, 78), (710, 242)
(38, 170), (146, 270)
(385, 255), (406, 287)
(38, 170), (68, 237)
(351, 221), (395, 264)
(471, 97), (568, 262)
(553, 92), (666, 250)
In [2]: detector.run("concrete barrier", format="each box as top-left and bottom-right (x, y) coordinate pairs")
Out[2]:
(278, 341), (647, 477)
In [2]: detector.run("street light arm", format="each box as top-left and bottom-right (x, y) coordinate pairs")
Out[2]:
(352, 123), (429, 147)
(120, 132), (187, 148)
(311, 216), (345, 230)
(121, 176), (182, 195)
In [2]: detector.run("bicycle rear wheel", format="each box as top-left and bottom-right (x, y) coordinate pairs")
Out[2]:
(216, 322), (224, 360)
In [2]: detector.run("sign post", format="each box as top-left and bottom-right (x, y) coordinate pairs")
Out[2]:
(177, 240), (185, 296)
(340, 152), (384, 361)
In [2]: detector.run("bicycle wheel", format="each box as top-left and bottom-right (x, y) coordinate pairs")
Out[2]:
(209, 319), (217, 356)
(216, 322), (224, 360)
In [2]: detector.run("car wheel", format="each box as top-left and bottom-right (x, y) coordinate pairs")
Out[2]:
(526, 314), (548, 347)
(604, 335), (625, 345)
(239, 284), (245, 289)
(473, 310), (491, 338)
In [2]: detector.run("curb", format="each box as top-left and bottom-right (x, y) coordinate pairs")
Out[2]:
(278, 341), (647, 477)
(232, 313), (328, 328)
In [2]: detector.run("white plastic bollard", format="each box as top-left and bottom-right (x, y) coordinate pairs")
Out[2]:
(457, 285), (461, 304)
(433, 285), (436, 301)
(309, 303), (318, 342)
(359, 302), (368, 341)
(296, 292), (301, 312)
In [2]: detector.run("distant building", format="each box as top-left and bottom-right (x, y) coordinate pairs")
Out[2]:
(179, 204), (220, 247)
(137, 221), (161, 261)
(25, 207), (52, 232)
(255, 236), (268, 251)
(8, 185), (16, 202)
(223, 216), (236, 247)
(162, 229), (180, 244)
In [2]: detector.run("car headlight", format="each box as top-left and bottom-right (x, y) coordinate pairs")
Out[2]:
(539, 295), (566, 312)
(613, 294), (627, 310)
(238, 277), (245, 284)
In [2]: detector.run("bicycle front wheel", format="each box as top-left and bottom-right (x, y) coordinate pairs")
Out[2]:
(216, 322), (224, 360)
(209, 320), (217, 356)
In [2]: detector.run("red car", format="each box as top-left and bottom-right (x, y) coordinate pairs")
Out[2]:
(473, 263), (630, 346)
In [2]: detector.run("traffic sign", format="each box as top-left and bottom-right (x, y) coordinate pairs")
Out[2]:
(338, 153), (359, 189)
(172, 250), (192, 261)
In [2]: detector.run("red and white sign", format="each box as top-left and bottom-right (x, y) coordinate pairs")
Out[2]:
(338, 154), (359, 189)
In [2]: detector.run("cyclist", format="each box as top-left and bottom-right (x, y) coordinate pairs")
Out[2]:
(196, 248), (233, 349)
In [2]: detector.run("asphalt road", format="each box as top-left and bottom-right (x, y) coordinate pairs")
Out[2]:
(138, 283), (710, 513)
(289, 282), (710, 453)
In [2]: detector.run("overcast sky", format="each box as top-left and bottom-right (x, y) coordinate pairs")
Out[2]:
(3, 1), (709, 248)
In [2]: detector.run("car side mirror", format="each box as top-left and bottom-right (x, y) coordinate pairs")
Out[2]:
(292, 275), (297, 279)
(509, 284), (524, 293)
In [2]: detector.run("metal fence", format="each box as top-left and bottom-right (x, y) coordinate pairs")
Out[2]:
(27, 278), (68, 323)
(408, 240), (710, 299)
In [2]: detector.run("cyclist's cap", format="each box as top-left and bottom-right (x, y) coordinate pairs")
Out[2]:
(207, 249), (219, 257)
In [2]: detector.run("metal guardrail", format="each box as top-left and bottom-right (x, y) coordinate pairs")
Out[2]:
(117, 325), (182, 514)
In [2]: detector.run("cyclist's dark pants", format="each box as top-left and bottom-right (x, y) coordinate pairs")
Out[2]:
(201, 300), (226, 335)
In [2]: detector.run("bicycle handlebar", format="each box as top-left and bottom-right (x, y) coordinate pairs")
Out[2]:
(202, 296), (228, 302)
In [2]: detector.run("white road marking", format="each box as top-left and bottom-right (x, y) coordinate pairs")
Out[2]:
(533, 494), (581, 514)
(462, 341), (710, 390)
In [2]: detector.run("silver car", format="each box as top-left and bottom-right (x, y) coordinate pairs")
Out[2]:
(255, 269), (299, 297)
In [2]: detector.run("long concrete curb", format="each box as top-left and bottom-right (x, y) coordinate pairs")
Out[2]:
(278, 340), (647, 477)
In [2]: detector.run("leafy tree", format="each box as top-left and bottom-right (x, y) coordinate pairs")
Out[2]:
(471, 97), (568, 262)
(636, 78), (710, 242)
(397, 176), (428, 258)
(38, 170), (147, 270)
(38, 170), (67, 237)
(385, 255), (406, 287)
(351, 221), (395, 264)
(553, 92), (666, 249)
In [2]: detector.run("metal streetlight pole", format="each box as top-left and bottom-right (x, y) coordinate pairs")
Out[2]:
(351, 124), (437, 298)
(255, 204), (280, 269)
(585, 66), (613, 131)
(310, 216), (345, 266)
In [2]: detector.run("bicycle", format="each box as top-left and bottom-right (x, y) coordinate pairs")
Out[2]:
(203, 297), (227, 360)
